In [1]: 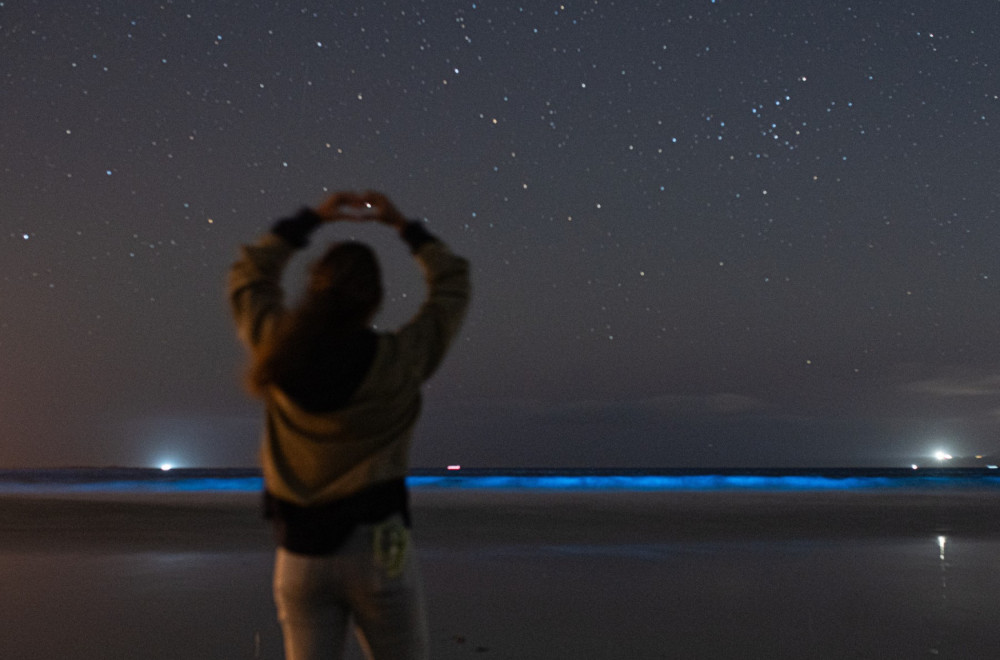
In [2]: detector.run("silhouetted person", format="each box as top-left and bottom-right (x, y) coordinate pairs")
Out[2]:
(229, 191), (470, 660)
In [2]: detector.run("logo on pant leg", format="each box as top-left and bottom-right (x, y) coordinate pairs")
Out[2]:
(373, 519), (409, 578)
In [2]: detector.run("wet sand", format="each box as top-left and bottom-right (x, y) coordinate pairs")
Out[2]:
(2, 489), (1000, 658)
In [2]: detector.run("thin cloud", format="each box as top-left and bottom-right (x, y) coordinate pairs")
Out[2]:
(904, 373), (1000, 397)
(436, 392), (771, 421)
(636, 393), (771, 416)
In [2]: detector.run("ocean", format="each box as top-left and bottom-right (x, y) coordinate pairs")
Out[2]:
(1, 466), (999, 493)
(3, 467), (1000, 657)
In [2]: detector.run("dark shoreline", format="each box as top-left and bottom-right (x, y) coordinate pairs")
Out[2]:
(5, 488), (1000, 554)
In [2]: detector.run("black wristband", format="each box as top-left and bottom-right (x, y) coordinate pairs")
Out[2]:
(271, 207), (323, 248)
(400, 220), (438, 253)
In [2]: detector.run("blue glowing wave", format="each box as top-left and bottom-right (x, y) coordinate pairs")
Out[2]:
(407, 473), (1000, 491)
(2, 468), (1000, 493)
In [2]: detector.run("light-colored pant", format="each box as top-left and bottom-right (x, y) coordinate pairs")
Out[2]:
(273, 515), (429, 660)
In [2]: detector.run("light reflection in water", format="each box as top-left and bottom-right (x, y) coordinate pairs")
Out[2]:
(937, 535), (948, 597)
(929, 535), (949, 656)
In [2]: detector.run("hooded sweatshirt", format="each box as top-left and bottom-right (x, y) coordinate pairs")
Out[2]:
(229, 210), (470, 551)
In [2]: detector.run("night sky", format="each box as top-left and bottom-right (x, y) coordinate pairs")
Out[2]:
(3, 1), (1000, 468)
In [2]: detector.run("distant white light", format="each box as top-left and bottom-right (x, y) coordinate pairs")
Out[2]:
(447, 465), (461, 471)
(160, 463), (173, 471)
(933, 450), (953, 461)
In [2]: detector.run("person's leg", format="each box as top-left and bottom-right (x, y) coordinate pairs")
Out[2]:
(347, 516), (430, 660)
(273, 547), (351, 660)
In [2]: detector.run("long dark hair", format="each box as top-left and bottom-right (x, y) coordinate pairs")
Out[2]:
(248, 242), (383, 397)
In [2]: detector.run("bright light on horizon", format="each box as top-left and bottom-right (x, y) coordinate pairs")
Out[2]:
(160, 463), (173, 471)
(933, 450), (953, 461)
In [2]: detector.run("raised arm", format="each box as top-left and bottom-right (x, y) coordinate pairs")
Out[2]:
(228, 190), (471, 372)
(398, 234), (471, 380)
(341, 190), (471, 379)
(229, 191), (381, 349)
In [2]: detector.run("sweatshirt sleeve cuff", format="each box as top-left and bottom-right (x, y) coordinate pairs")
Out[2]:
(270, 207), (323, 248)
(400, 220), (439, 253)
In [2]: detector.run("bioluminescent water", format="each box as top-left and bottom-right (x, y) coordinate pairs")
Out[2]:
(1, 467), (999, 494)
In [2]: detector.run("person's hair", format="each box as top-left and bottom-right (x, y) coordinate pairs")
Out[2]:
(247, 242), (382, 397)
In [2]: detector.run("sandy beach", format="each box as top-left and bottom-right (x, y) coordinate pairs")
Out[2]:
(2, 488), (1000, 659)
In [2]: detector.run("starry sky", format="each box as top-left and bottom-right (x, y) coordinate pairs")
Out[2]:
(3, 1), (1000, 468)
